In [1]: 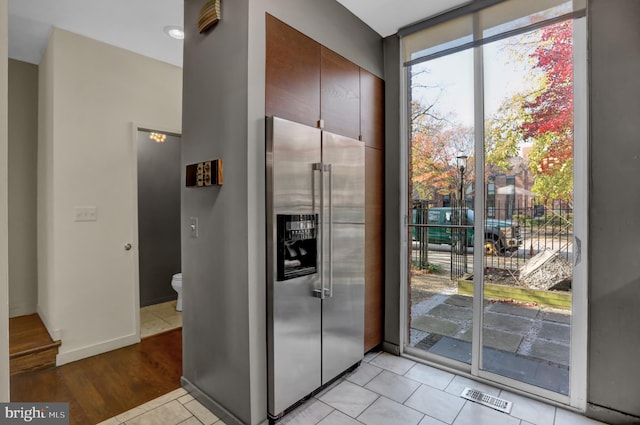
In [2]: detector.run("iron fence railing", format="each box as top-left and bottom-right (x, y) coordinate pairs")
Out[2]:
(410, 199), (573, 279)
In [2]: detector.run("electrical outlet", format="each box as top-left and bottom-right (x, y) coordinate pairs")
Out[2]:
(74, 206), (98, 222)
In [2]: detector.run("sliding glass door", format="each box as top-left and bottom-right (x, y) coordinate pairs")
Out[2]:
(404, 1), (587, 406)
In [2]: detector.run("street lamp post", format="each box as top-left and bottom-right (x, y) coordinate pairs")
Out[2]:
(456, 155), (468, 206)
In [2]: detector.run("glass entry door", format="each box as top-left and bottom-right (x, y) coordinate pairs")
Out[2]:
(406, 11), (585, 404)
(478, 21), (576, 396)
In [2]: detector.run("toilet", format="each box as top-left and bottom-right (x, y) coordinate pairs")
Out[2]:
(171, 273), (183, 311)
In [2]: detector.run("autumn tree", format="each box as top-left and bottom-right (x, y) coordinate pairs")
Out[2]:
(411, 100), (474, 202)
(522, 20), (574, 205)
(485, 20), (574, 206)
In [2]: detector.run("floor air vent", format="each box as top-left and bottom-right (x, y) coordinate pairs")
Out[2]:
(461, 387), (513, 414)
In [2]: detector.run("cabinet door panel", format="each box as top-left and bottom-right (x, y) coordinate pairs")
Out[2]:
(321, 47), (360, 140)
(360, 70), (385, 150)
(266, 14), (320, 128)
(365, 147), (384, 351)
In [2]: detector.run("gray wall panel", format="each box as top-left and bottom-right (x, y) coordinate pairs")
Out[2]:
(383, 35), (401, 350)
(588, 0), (640, 419)
(182, 0), (382, 424)
(182, 0), (252, 422)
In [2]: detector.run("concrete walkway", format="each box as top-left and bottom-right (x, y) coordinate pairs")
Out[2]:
(410, 293), (571, 394)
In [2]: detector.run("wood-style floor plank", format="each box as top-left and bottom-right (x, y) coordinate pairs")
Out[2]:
(9, 314), (58, 354)
(10, 328), (182, 425)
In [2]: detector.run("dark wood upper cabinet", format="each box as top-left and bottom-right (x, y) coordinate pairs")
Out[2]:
(321, 47), (361, 140)
(266, 14), (320, 128)
(360, 69), (385, 151)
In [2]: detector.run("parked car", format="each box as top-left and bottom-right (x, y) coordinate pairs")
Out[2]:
(412, 207), (522, 255)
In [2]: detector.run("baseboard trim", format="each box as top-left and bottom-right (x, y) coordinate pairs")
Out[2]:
(587, 402), (640, 424)
(382, 341), (400, 355)
(55, 333), (139, 366)
(181, 377), (268, 425)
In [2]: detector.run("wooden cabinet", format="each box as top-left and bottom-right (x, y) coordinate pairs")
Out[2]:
(266, 13), (384, 352)
(361, 69), (385, 351)
(360, 69), (385, 150)
(266, 14), (320, 129)
(365, 147), (384, 352)
(321, 47), (361, 140)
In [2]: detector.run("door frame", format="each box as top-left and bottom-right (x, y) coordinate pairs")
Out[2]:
(129, 122), (182, 340)
(398, 16), (588, 411)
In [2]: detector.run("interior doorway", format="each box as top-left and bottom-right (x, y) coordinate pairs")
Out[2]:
(136, 128), (182, 337)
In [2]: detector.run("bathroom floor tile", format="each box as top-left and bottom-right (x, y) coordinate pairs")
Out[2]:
(140, 300), (182, 338)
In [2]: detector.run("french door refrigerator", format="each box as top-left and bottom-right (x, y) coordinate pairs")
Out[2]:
(266, 116), (365, 420)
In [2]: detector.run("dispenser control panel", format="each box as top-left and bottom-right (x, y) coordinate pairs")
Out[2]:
(276, 214), (318, 281)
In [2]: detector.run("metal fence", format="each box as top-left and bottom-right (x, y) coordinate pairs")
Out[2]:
(410, 199), (573, 279)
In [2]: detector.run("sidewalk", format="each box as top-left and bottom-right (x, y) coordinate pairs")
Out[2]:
(410, 292), (571, 394)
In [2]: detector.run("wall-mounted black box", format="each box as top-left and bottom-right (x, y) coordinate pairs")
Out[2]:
(186, 159), (223, 187)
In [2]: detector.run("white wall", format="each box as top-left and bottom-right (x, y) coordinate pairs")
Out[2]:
(8, 59), (38, 318)
(0, 0), (10, 402)
(37, 28), (182, 364)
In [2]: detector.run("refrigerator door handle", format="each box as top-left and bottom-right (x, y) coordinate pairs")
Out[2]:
(312, 163), (325, 299)
(326, 163), (334, 298)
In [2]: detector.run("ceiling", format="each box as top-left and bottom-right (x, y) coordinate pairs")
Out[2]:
(8, 0), (468, 67)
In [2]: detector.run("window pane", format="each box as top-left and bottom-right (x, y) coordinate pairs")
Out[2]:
(408, 48), (475, 364)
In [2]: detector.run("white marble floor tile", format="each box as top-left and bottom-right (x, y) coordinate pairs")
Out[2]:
(405, 363), (456, 390)
(364, 370), (421, 403)
(452, 401), (520, 425)
(345, 362), (383, 386)
(125, 400), (192, 425)
(405, 384), (466, 424)
(319, 380), (379, 418)
(178, 417), (205, 425)
(499, 391), (556, 425)
(184, 399), (219, 425)
(317, 410), (363, 425)
(418, 415), (448, 425)
(358, 396), (424, 425)
(178, 394), (195, 405)
(369, 352), (416, 375)
(280, 399), (333, 425)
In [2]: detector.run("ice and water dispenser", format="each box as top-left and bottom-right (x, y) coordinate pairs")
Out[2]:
(276, 214), (318, 281)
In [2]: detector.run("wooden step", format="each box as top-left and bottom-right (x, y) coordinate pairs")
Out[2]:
(9, 314), (61, 376)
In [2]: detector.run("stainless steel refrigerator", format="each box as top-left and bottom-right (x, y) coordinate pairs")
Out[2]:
(266, 116), (365, 420)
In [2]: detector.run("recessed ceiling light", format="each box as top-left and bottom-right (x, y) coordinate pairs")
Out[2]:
(164, 25), (184, 40)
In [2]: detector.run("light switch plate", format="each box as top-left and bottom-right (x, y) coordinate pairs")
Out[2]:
(189, 217), (199, 238)
(74, 206), (97, 222)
